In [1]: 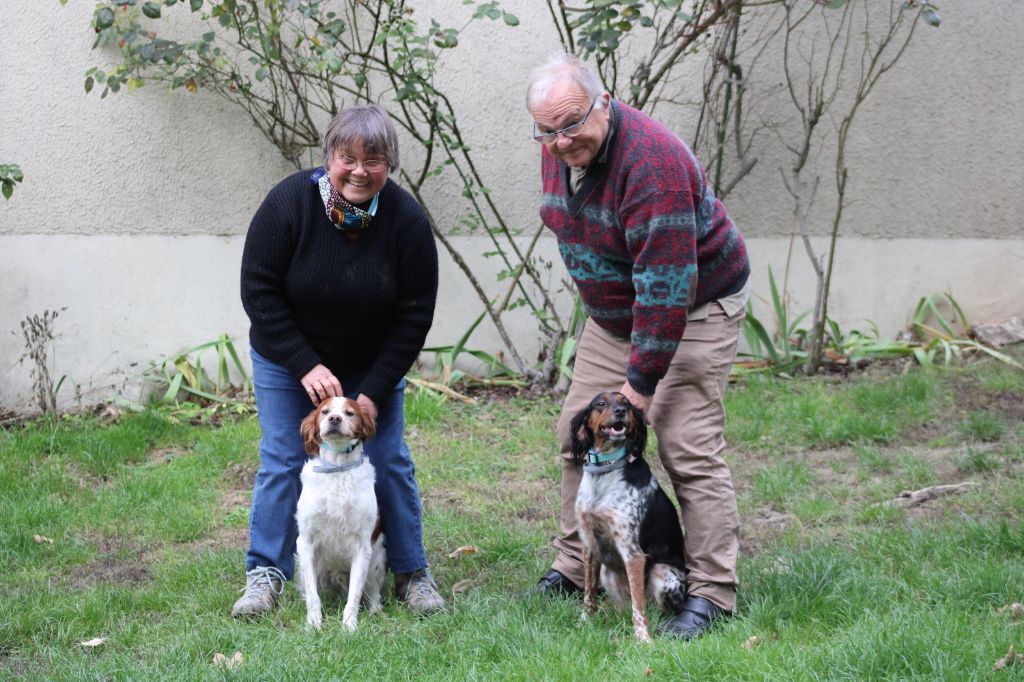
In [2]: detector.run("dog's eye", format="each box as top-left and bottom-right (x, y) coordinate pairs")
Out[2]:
(595, 400), (605, 408)
(344, 409), (355, 417)
(321, 408), (329, 415)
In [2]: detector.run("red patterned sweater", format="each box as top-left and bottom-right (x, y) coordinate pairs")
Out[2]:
(539, 100), (749, 395)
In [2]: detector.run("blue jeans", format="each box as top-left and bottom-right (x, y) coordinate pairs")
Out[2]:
(245, 349), (428, 580)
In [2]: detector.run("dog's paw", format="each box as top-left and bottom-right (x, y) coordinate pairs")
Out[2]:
(342, 606), (359, 632)
(305, 610), (323, 631)
(578, 610), (590, 623)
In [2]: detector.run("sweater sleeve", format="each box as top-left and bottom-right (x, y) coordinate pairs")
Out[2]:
(356, 204), (439, 405)
(621, 178), (700, 396)
(240, 184), (323, 379)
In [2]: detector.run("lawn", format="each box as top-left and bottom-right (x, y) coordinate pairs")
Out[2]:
(2, 354), (1023, 680)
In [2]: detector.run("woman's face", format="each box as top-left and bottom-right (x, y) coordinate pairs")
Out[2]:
(328, 140), (389, 205)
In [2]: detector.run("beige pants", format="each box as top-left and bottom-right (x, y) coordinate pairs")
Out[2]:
(551, 303), (744, 612)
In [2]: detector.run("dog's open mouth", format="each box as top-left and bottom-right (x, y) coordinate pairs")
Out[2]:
(600, 422), (627, 439)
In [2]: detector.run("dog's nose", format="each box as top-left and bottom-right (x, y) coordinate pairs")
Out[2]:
(327, 414), (342, 424)
(613, 406), (626, 416)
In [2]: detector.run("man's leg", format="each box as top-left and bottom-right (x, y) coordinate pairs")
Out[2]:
(546, 320), (631, 589)
(648, 303), (744, 636)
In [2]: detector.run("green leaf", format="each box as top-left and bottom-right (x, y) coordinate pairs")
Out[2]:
(85, 76), (94, 93)
(142, 2), (162, 19)
(95, 7), (116, 29)
(2, 181), (12, 201)
(502, 12), (519, 27)
(190, 0), (203, 10)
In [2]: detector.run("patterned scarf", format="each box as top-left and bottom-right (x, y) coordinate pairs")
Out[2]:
(311, 168), (379, 235)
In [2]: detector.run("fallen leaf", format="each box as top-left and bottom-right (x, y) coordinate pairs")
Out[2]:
(448, 545), (479, 559)
(644, 667), (653, 676)
(993, 645), (1024, 672)
(997, 603), (1024, 622)
(742, 636), (762, 650)
(451, 579), (474, 593)
(79, 638), (106, 648)
(33, 534), (53, 544)
(213, 652), (243, 669)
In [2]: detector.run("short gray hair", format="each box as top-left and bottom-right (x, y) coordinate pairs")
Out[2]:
(526, 52), (605, 112)
(321, 104), (400, 172)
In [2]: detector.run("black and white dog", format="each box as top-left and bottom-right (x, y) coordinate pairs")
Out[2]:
(570, 391), (688, 642)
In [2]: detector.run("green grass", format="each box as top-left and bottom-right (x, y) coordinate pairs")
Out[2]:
(959, 410), (1007, 442)
(2, 357), (1023, 680)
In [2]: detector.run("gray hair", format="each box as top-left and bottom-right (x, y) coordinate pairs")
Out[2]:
(526, 52), (605, 112)
(321, 104), (400, 172)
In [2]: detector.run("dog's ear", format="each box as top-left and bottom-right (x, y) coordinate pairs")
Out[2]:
(626, 400), (647, 459)
(568, 404), (594, 464)
(300, 405), (322, 455)
(352, 400), (376, 442)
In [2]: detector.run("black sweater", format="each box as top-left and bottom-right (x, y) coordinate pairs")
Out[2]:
(240, 169), (438, 405)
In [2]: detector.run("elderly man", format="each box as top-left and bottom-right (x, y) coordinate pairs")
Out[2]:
(526, 53), (751, 640)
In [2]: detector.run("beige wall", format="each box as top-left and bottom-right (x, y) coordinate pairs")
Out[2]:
(1, 1), (1021, 411)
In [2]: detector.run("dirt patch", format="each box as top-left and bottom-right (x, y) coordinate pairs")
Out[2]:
(189, 524), (249, 554)
(148, 447), (186, 465)
(952, 374), (1024, 422)
(67, 537), (152, 589)
(223, 461), (257, 491)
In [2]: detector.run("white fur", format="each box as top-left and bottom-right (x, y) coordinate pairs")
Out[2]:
(295, 397), (387, 631)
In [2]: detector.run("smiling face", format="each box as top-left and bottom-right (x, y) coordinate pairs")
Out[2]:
(530, 79), (611, 169)
(327, 140), (389, 205)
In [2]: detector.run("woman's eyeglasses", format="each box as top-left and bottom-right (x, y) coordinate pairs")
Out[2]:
(335, 155), (388, 172)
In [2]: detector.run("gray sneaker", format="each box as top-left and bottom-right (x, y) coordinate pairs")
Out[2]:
(395, 569), (445, 616)
(231, 566), (286, 618)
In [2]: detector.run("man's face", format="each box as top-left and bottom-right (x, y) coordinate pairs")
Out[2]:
(530, 80), (610, 169)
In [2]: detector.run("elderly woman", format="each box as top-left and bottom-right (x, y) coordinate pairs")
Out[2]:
(234, 104), (443, 618)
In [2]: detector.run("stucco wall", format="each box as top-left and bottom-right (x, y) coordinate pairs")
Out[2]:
(1, 1), (1021, 412)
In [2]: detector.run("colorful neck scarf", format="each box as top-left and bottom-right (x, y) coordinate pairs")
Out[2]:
(311, 168), (379, 233)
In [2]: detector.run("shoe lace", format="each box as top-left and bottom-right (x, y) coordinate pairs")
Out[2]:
(241, 565), (286, 597)
(406, 572), (439, 600)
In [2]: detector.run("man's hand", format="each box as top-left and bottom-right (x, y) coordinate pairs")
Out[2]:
(618, 381), (652, 417)
(301, 364), (343, 404)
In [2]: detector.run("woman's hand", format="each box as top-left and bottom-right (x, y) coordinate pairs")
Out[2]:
(301, 364), (342, 404)
(356, 394), (378, 423)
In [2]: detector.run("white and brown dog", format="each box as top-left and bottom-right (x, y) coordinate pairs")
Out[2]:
(570, 391), (689, 643)
(296, 396), (386, 631)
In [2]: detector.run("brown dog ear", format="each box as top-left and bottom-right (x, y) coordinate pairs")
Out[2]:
(625, 400), (647, 459)
(568, 405), (594, 464)
(300, 404), (322, 455)
(351, 400), (376, 442)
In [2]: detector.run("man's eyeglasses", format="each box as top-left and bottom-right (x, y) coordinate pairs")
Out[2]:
(532, 99), (597, 143)
(335, 154), (388, 172)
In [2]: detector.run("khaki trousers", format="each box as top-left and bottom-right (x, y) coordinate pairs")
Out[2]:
(550, 303), (744, 612)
